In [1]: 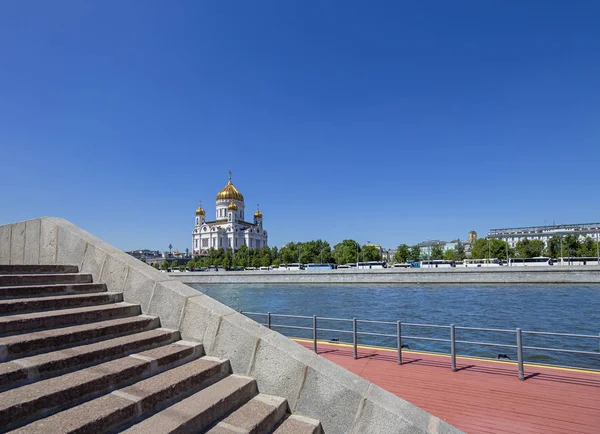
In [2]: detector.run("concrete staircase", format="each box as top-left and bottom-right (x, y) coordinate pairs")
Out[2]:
(0, 265), (322, 434)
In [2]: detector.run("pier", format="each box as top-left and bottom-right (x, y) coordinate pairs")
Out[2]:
(294, 339), (600, 433)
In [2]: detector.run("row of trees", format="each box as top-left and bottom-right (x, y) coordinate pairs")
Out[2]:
(151, 235), (599, 269)
(469, 235), (599, 260)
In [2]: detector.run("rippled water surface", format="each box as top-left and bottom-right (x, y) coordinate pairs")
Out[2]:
(190, 283), (600, 369)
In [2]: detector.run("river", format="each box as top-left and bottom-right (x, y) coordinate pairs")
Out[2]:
(190, 283), (600, 370)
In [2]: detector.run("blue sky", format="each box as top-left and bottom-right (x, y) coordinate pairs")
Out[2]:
(1, 1), (599, 252)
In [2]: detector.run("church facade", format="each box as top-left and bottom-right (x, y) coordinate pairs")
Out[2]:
(192, 174), (268, 255)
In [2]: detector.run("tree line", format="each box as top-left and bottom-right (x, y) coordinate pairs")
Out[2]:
(151, 234), (599, 270)
(469, 234), (599, 260)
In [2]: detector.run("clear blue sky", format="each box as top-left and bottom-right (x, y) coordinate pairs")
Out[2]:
(1, 1), (599, 252)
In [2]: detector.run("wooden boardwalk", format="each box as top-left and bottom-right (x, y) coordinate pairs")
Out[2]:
(293, 339), (600, 434)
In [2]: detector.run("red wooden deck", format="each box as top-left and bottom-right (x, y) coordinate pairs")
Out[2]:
(293, 339), (600, 434)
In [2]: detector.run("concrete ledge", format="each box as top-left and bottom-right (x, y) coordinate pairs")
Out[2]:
(0, 217), (462, 434)
(170, 266), (600, 284)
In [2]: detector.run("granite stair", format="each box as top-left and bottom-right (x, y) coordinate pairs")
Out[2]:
(0, 265), (322, 433)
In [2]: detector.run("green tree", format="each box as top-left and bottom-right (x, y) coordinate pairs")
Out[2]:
(545, 236), (562, 258)
(233, 245), (249, 267)
(515, 238), (545, 258)
(430, 243), (444, 260)
(471, 238), (513, 259)
(332, 240), (360, 265)
(279, 242), (300, 264)
(393, 244), (410, 263)
(409, 245), (421, 262)
(444, 249), (456, 261)
(577, 237), (597, 257)
(454, 240), (466, 261)
(153, 262), (159, 270)
(362, 245), (381, 261)
(160, 260), (169, 271)
(563, 234), (580, 257)
(222, 251), (232, 269)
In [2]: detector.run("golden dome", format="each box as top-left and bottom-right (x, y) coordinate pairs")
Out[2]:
(227, 200), (238, 211)
(217, 180), (244, 201)
(254, 205), (262, 219)
(195, 205), (205, 216)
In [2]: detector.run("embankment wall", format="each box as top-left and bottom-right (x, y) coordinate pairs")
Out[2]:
(171, 267), (600, 285)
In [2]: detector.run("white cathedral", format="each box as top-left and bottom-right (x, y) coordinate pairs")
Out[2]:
(192, 173), (268, 255)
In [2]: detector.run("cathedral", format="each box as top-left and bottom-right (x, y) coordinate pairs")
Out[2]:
(192, 172), (268, 255)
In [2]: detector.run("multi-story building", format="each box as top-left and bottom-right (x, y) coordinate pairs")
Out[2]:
(486, 223), (600, 248)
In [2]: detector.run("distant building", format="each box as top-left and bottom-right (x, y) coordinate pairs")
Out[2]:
(468, 231), (477, 244)
(192, 172), (268, 255)
(486, 223), (600, 248)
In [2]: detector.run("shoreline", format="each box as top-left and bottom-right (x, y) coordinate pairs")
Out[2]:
(170, 266), (600, 284)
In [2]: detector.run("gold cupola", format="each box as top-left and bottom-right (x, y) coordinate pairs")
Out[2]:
(216, 171), (244, 202)
(227, 200), (238, 211)
(254, 204), (262, 219)
(195, 202), (205, 216)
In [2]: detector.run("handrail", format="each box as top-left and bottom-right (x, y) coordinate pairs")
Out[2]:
(241, 310), (600, 380)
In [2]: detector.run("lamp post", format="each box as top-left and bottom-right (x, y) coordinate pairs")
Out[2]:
(560, 236), (564, 265)
(597, 232), (599, 265)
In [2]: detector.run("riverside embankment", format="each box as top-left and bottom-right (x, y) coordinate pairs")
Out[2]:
(170, 266), (600, 284)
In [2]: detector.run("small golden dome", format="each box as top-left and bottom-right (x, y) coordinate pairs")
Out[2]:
(217, 180), (244, 201)
(254, 209), (262, 219)
(195, 206), (205, 216)
(228, 200), (238, 211)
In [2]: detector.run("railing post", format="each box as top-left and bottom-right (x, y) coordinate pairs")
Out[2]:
(353, 317), (358, 359)
(516, 328), (524, 380)
(450, 324), (456, 372)
(397, 321), (402, 365)
(313, 315), (318, 353)
(267, 312), (271, 330)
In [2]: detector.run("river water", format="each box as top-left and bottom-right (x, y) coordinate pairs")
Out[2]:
(190, 283), (600, 370)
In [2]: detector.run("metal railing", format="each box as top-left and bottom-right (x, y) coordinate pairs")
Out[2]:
(241, 311), (600, 380)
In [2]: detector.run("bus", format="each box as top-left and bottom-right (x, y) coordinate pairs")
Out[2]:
(392, 263), (412, 268)
(419, 260), (454, 268)
(556, 257), (600, 266)
(357, 261), (387, 269)
(462, 258), (502, 267)
(508, 257), (553, 266)
(280, 263), (305, 271)
(306, 263), (336, 271)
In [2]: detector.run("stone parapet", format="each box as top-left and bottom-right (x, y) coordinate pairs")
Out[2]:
(0, 217), (461, 434)
(171, 267), (600, 285)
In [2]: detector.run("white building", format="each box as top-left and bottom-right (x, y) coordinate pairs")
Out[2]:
(487, 223), (600, 248)
(192, 173), (268, 255)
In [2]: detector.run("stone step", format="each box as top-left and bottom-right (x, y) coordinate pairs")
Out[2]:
(14, 356), (230, 433)
(0, 341), (202, 431)
(0, 283), (107, 300)
(0, 292), (123, 316)
(0, 303), (141, 336)
(207, 394), (288, 434)
(0, 274), (93, 288)
(0, 315), (160, 362)
(122, 375), (258, 434)
(0, 265), (79, 275)
(272, 414), (324, 434)
(0, 328), (181, 390)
